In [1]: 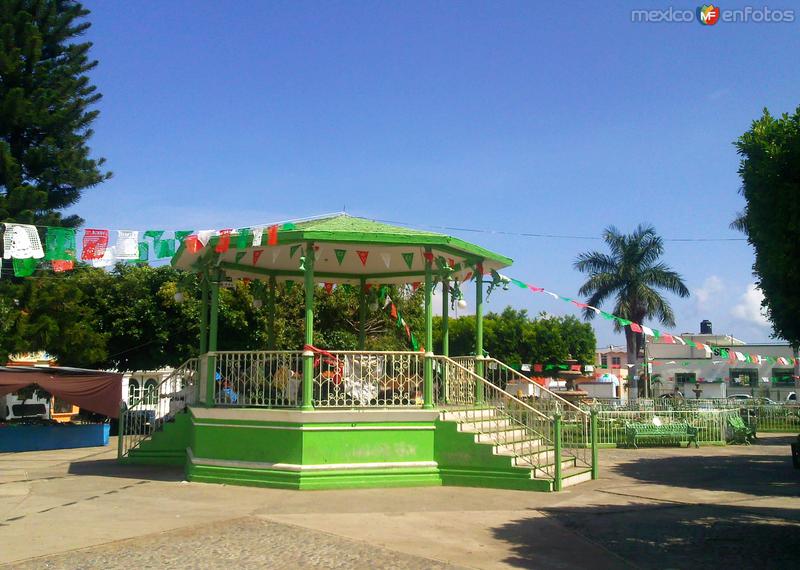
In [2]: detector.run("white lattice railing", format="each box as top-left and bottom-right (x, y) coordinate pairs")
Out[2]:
(118, 358), (199, 458)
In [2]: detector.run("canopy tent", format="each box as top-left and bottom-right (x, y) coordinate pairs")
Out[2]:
(171, 214), (513, 285)
(0, 367), (123, 418)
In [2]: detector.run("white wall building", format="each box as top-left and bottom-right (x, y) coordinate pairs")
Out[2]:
(647, 323), (796, 401)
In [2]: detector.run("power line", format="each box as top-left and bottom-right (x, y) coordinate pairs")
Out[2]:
(372, 218), (748, 243)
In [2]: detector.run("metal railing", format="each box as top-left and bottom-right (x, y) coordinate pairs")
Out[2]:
(118, 358), (199, 458)
(313, 351), (424, 407)
(589, 409), (738, 446)
(211, 350), (303, 407)
(435, 356), (594, 483)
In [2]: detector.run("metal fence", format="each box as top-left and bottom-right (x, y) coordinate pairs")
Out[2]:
(313, 351), (424, 407)
(119, 358), (199, 458)
(212, 351), (304, 407)
(587, 409), (738, 446)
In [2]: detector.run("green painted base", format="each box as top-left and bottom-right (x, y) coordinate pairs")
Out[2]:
(121, 407), (559, 493)
(123, 411), (192, 466)
(189, 462), (442, 490)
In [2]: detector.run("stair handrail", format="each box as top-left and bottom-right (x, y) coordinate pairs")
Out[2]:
(485, 357), (588, 417)
(436, 356), (552, 422)
(438, 356), (595, 479)
(119, 357), (199, 458)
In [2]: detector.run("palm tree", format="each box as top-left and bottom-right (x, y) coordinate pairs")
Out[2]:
(574, 225), (689, 397)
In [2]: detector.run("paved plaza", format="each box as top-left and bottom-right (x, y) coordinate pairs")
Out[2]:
(1, 434), (798, 569)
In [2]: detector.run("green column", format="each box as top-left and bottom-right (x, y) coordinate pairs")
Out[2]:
(553, 413), (563, 491)
(206, 272), (220, 407)
(358, 277), (367, 350)
(301, 243), (315, 410)
(475, 266), (485, 404)
(423, 249), (434, 409)
(267, 275), (276, 349)
(199, 277), (209, 355)
(591, 409), (599, 480)
(441, 278), (449, 404)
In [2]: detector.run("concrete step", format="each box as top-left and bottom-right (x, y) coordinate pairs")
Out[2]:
(459, 417), (512, 432)
(475, 427), (531, 444)
(516, 455), (577, 473)
(440, 408), (500, 422)
(560, 467), (594, 488)
(494, 439), (547, 456)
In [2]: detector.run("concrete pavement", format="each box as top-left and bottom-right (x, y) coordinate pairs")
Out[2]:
(1, 434), (798, 568)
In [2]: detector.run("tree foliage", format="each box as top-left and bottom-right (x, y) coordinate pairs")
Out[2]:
(733, 107), (800, 348)
(0, 265), (426, 371)
(574, 225), (689, 362)
(433, 308), (596, 367)
(0, 0), (110, 227)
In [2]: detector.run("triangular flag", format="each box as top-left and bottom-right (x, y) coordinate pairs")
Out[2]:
(235, 251), (247, 263)
(510, 278), (527, 289)
(185, 235), (202, 254)
(290, 245), (301, 258)
(175, 230), (194, 245)
(235, 228), (253, 249)
(251, 227), (264, 247)
(600, 311), (615, 320)
(215, 229), (232, 253)
(402, 252), (414, 270)
(629, 323), (643, 333)
(196, 230), (215, 246)
(285, 280), (294, 291)
(253, 249), (264, 265)
(641, 325), (654, 337)
(157, 238), (176, 258)
(323, 282), (334, 294)
(267, 225), (278, 246)
(423, 251), (434, 263)
(380, 252), (391, 268)
(335, 249), (346, 265)
(463, 271), (473, 281)
(357, 251), (369, 266)
(412, 282), (421, 292)
(390, 304), (398, 319)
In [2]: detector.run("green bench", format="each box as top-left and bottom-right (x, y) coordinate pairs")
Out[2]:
(728, 414), (756, 444)
(625, 422), (699, 449)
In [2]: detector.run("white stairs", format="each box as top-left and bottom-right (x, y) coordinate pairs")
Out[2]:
(440, 407), (593, 490)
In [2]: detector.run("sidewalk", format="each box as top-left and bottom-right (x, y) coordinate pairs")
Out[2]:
(1, 435), (798, 568)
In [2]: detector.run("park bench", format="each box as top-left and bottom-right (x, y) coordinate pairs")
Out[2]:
(727, 414), (756, 444)
(625, 422), (699, 449)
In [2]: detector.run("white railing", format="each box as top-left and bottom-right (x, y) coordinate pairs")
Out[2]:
(313, 350), (425, 407)
(118, 358), (199, 458)
(211, 350), (304, 407)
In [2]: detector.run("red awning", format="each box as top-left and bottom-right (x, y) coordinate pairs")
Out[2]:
(0, 367), (123, 418)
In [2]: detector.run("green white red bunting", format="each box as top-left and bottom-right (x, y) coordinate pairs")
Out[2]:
(494, 271), (798, 367)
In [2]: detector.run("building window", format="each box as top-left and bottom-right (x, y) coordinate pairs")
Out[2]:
(600, 354), (608, 367)
(729, 368), (758, 387)
(144, 379), (159, 405)
(772, 368), (794, 386)
(611, 356), (621, 368)
(128, 379), (140, 403)
(675, 373), (696, 384)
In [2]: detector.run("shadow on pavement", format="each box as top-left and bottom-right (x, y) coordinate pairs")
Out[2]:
(68, 459), (184, 482)
(612, 444), (799, 497)
(492, 501), (800, 569)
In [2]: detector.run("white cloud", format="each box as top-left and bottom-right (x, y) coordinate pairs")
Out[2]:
(731, 284), (770, 328)
(694, 275), (724, 312)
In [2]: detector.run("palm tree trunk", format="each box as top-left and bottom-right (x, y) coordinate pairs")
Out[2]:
(624, 327), (638, 402)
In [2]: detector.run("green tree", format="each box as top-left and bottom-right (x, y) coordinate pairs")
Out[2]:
(0, 0), (110, 227)
(575, 225), (689, 394)
(733, 107), (800, 377)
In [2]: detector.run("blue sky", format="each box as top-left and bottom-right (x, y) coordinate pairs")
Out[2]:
(70, 1), (800, 346)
